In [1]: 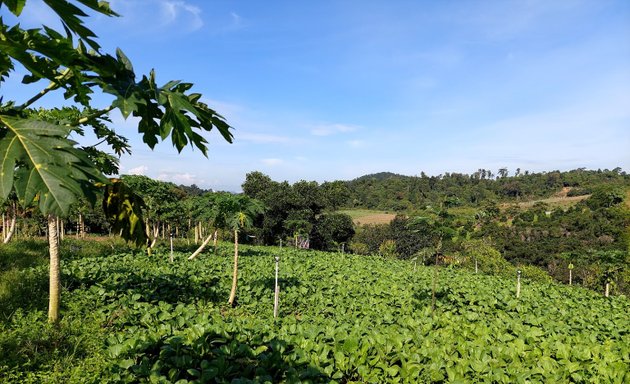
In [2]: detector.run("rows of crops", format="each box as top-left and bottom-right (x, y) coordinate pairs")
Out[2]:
(2, 244), (629, 383)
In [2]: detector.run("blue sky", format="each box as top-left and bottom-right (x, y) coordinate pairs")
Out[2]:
(2, 0), (629, 191)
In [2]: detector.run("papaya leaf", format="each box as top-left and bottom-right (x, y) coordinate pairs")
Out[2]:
(101, 178), (147, 247)
(2, 0), (26, 16)
(0, 114), (105, 216)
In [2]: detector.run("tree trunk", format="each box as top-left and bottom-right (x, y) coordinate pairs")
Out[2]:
(79, 213), (85, 238)
(2, 209), (16, 244)
(188, 231), (215, 260)
(150, 223), (159, 248)
(228, 229), (239, 306)
(56, 216), (62, 241)
(48, 215), (61, 324)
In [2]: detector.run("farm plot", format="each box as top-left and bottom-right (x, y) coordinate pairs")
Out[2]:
(1, 244), (629, 383)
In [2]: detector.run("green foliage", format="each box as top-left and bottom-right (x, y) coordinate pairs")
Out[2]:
(241, 172), (348, 248)
(101, 179), (147, 246)
(517, 264), (554, 284)
(349, 241), (369, 255)
(586, 185), (625, 210)
(214, 193), (265, 233)
(0, 238), (132, 318)
(462, 239), (513, 275)
(1, 0), (232, 228)
(352, 223), (391, 255)
(1, 241), (629, 382)
(378, 239), (398, 259)
(310, 212), (355, 251)
(345, 168), (629, 211)
(0, 115), (105, 216)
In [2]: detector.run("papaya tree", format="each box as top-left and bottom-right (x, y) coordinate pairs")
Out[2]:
(219, 194), (265, 306)
(0, 0), (233, 323)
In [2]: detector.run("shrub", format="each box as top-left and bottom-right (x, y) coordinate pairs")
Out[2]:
(349, 242), (369, 255)
(462, 239), (513, 276)
(379, 240), (398, 259)
(517, 264), (553, 283)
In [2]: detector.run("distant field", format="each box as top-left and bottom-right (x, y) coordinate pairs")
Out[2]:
(503, 195), (590, 211)
(338, 209), (397, 225)
(501, 187), (591, 211)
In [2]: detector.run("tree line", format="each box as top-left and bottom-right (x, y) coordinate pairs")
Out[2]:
(343, 168), (628, 211)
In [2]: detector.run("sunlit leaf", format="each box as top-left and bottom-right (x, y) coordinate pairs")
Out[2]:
(0, 114), (105, 216)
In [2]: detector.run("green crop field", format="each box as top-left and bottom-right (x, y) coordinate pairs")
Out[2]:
(1, 243), (629, 383)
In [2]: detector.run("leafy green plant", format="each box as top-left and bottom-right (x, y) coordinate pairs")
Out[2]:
(2, 240), (629, 383)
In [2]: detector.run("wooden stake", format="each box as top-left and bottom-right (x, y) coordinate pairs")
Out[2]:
(169, 231), (174, 263)
(516, 270), (522, 298)
(274, 256), (280, 318)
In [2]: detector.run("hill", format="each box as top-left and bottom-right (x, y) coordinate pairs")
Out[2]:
(344, 168), (629, 212)
(2, 242), (628, 382)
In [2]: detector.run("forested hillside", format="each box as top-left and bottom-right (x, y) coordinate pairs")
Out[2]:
(344, 168), (630, 295)
(344, 168), (628, 210)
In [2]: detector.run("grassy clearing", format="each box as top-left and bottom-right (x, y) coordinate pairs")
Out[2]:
(338, 209), (397, 225)
(504, 195), (590, 211)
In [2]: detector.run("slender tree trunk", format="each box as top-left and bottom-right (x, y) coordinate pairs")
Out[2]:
(188, 232), (215, 260)
(228, 229), (239, 306)
(79, 213), (86, 238)
(48, 215), (61, 324)
(150, 223), (159, 248)
(2, 209), (16, 244)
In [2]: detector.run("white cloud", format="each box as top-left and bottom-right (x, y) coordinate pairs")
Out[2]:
(157, 172), (205, 185)
(311, 123), (359, 136)
(128, 165), (149, 175)
(107, 0), (203, 34)
(159, 1), (203, 31)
